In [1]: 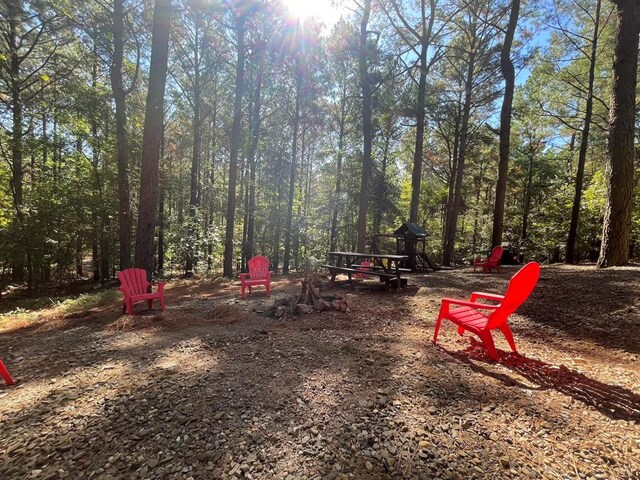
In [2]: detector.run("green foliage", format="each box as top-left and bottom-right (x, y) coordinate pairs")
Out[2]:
(0, 288), (119, 329)
(0, 0), (630, 288)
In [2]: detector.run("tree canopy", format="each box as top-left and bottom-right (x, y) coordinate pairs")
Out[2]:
(0, 0), (637, 288)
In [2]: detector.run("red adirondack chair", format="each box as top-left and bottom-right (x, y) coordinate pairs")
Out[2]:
(0, 359), (15, 386)
(118, 268), (166, 315)
(241, 256), (272, 298)
(355, 259), (372, 279)
(433, 262), (540, 360)
(474, 246), (503, 273)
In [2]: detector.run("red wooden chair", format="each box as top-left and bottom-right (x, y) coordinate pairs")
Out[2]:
(117, 268), (166, 315)
(433, 262), (540, 360)
(241, 256), (272, 298)
(474, 246), (503, 273)
(0, 359), (15, 386)
(355, 259), (372, 279)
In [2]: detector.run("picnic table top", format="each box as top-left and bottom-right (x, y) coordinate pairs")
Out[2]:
(328, 251), (409, 261)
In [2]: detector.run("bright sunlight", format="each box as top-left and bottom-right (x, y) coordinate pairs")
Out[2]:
(282, 0), (339, 25)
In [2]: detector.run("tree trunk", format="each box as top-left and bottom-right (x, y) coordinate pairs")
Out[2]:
(522, 147), (534, 241)
(100, 215), (110, 283)
(158, 131), (166, 276)
(408, 0), (436, 224)
(9, 17), (23, 207)
(566, 0), (601, 264)
(158, 190), (165, 275)
(471, 160), (486, 254)
(98, 107), (110, 283)
(52, 113), (58, 181)
(186, 25), (201, 274)
(443, 109), (461, 254)
(409, 41), (427, 224)
(373, 131), (391, 237)
(284, 57), (304, 275)
(357, 0), (373, 252)
(42, 113), (48, 169)
(272, 155), (285, 273)
(598, 0), (640, 267)
(92, 230), (100, 282)
(241, 153), (248, 271)
(89, 43), (102, 283)
(223, 14), (246, 278)
(111, 0), (133, 270)
(206, 99), (218, 269)
(330, 82), (347, 252)
(134, 0), (172, 279)
(442, 49), (475, 266)
(245, 51), (265, 268)
(7, 1), (24, 281)
(491, 0), (520, 248)
(76, 234), (83, 277)
(293, 123), (307, 271)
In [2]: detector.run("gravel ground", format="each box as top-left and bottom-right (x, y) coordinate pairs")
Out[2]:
(1, 264), (639, 480)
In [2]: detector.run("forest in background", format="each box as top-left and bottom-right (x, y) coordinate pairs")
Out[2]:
(0, 0), (638, 289)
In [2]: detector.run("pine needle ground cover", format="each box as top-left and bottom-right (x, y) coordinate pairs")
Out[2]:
(1, 265), (639, 479)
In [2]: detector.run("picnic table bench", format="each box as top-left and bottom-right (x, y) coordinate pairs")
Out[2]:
(320, 264), (407, 289)
(351, 263), (412, 273)
(322, 251), (409, 289)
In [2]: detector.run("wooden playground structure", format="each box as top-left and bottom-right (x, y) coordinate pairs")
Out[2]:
(374, 222), (440, 272)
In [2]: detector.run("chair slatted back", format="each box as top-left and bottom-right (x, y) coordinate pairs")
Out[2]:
(490, 246), (503, 263)
(118, 268), (150, 296)
(247, 256), (270, 280)
(487, 262), (540, 330)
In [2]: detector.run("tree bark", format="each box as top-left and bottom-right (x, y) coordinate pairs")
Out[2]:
(206, 98), (218, 269)
(330, 78), (348, 252)
(522, 145), (534, 241)
(373, 126), (391, 238)
(491, 0), (520, 248)
(357, 0), (373, 252)
(6, 0), (24, 281)
(8, 2), (23, 208)
(100, 216), (111, 283)
(223, 14), (246, 277)
(565, 0), (601, 264)
(134, 0), (172, 279)
(272, 153), (285, 273)
(284, 56), (304, 274)
(111, 0), (133, 270)
(598, 0), (640, 267)
(186, 21), (202, 274)
(407, 0), (436, 224)
(90, 39), (106, 282)
(409, 44), (427, 224)
(158, 189), (165, 275)
(442, 48), (475, 266)
(158, 130), (166, 276)
(245, 50), (265, 267)
(442, 106), (461, 254)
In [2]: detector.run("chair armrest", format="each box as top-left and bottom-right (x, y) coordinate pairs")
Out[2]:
(441, 297), (501, 313)
(469, 292), (504, 303)
(152, 282), (165, 293)
(266, 271), (272, 280)
(240, 273), (247, 280)
(118, 286), (131, 297)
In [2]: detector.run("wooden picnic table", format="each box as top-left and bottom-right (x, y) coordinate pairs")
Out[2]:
(322, 251), (409, 289)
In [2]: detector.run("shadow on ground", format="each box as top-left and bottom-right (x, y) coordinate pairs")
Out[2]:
(438, 339), (640, 423)
(421, 265), (640, 355)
